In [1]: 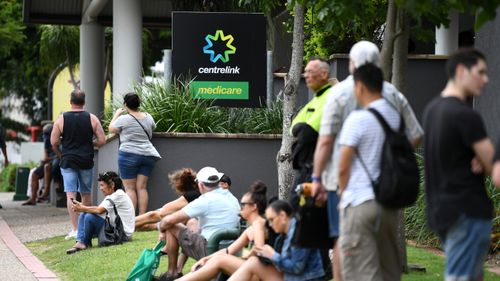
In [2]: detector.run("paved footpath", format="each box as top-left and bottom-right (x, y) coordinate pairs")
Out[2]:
(0, 192), (70, 281)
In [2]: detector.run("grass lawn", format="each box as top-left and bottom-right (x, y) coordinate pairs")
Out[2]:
(27, 231), (499, 281)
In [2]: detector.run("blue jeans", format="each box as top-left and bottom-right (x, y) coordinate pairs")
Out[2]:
(77, 213), (105, 247)
(440, 215), (492, 281)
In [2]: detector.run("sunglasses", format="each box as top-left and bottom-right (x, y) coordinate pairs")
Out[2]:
(240, 201), (254, 208)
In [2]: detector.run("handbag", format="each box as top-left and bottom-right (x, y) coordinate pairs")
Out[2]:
(126, 240), (166, 281)
(98, 198), (129, 247)
(292, 195), (334, 249)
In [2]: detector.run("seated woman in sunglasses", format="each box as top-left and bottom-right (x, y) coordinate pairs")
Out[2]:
(227, 200), (325, 281)
(176, 181), (269, 281)
(66, 171), (135, 254)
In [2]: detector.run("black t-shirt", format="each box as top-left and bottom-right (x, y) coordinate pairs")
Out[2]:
(182, 190), (201, 203)
(422, 96), (493, 235)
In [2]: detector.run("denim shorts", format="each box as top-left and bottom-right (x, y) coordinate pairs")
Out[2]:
(118, 150), (158, 179)
(327, 191), (340, 237)
(60, 167), (93, 193)
(440, 215), (492, 280)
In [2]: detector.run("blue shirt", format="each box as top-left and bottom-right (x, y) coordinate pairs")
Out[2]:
(271, 218), (324, 281)
(182, 187), (240, 240)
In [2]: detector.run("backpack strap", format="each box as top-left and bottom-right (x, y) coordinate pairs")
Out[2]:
(105, 198), (119, 217)
(368, 107), (405, 133)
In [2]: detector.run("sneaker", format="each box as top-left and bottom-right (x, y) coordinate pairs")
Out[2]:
(64, 230), (78, 240)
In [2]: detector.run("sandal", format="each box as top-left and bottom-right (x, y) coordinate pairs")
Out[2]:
(66, 247), (85, 255)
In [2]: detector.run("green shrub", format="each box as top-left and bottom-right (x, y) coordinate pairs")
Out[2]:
(405, 153), (500, 253)
(104, 78), (283, 134)
(0, 163), (19, 192)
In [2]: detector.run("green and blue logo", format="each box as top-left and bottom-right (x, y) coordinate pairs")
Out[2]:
(203, 30), (236, 63)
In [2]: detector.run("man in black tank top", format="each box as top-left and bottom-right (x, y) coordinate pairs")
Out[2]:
(51, 90), (106, 240)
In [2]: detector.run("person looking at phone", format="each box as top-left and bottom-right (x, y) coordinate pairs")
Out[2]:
(176, 181), (269, 281)
(227, 200), (325, 281)
(65, 171), (135, 254)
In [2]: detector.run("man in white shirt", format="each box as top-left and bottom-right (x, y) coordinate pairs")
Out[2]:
(311, 41), (423, 280)
(337, 64), (401, 280)
(157, 167), (240, 281)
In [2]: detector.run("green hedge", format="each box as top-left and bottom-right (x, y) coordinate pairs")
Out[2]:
(405, 154), (500, 253)
(0, 164), (19, 192)
(103, 78), (283, 134)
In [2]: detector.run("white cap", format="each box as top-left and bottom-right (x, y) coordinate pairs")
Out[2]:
(349, 41), (380, 68)
(196, 167), (224, 184)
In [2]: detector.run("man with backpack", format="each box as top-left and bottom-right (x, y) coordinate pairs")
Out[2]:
(311, 40), (423, 280)
(336, 63), (403, 280)
(423, 49), (494, 281)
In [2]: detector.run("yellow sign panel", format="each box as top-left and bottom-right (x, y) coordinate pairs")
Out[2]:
(52, 67), (112, 121)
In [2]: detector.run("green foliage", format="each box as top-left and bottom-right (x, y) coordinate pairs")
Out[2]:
(103, 78), (283, 134)
(0, 163), (19, 192)
(0, 0), (25, 59)
(39, 25), (80, 72)
(405, 153), (500, 253)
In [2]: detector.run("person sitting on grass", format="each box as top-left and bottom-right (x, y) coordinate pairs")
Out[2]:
(135, 168), (200, 231)
(66, 171), (135, 254)
(177, 181), (268, 281)
(227, 200), (325, 281)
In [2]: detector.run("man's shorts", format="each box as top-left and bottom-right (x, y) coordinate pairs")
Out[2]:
(179, 227), (208, 261)
(327, 191), (340, 238)
(118, 151), (158, 179)
(33, 164), (45, 178)
(60, 167), (93, 193)
(440, 215), (492, 281)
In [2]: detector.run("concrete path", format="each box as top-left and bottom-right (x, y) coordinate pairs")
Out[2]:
(0, 192), (69, 280)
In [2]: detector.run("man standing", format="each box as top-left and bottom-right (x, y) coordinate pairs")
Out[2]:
(51, 90), (106, 240)
(290, 57), (334, 187)
(423, 48), (494, 281)
(337, 64), (402, 280)
(311, 41), (423, 280)
(157, 167), (240, 281)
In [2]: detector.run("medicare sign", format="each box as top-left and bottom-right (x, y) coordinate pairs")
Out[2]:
(172, 12), (266, 107)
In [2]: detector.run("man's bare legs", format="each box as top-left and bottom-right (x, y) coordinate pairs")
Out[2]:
(333, 243), (342, 280)
(66, 191), (78, 231)
(164, 223), (184, 277)
(23, 171), (41, 205)
(39, 163), (52, 200)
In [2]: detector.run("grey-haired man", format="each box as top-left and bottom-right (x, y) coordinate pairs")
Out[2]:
(311, 41), (423, 280)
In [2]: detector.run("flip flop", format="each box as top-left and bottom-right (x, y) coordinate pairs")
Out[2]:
(66, 247), (84, 255)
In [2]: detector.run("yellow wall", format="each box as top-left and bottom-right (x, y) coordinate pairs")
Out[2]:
(52, 66), (112, 120)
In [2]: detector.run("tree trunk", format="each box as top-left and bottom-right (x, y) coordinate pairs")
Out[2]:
(391, 7), (410, 274)
(380, 0), (397, 81)
(391, 8), (409, 93)
(277, 3), (304, 199)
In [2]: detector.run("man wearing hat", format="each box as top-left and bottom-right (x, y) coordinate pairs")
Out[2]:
(157, 166), (240, 281)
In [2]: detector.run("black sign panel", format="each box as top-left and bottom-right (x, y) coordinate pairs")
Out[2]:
(172, 12), (266, 107)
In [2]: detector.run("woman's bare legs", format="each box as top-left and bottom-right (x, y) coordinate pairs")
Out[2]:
(177, 254), (245, 281)
(136, 174), (149, 215)
(227, 256), (282, 281)
(123, 178), (138, 212)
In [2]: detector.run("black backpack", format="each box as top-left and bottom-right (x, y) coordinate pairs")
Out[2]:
(357, 108), (419, 209)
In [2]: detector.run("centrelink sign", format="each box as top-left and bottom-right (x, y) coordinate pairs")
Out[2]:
(172, 12), (266, 107)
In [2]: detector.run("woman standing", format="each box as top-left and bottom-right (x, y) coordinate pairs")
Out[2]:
(109, 92), (161, 215)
